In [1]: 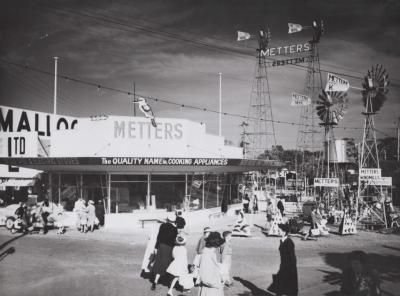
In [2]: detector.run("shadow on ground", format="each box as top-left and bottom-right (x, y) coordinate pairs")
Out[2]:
(233, 276), (274, 296)
(319, 250), (400, 295)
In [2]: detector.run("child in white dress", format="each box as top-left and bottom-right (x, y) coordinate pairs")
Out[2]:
(166, 234), (190, 296)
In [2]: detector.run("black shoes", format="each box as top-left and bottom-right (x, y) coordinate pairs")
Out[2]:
(151, 283), (156, 290)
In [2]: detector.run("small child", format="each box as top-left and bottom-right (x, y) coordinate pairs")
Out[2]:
(175, 210), (186, 232)
(220, 230), (233, 286)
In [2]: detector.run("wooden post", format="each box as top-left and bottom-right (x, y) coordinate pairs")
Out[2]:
(107, 173), (111, 214)
(147, 173), (151, 209)
(58, 173), (61, 204)
(202, 173), (205, 209)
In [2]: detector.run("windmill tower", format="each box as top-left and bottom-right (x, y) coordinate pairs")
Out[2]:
(295, 20), (324, 191)
(316, 90), (348, 177)
(357, 65), (389, 223)
(246, 28), (276, 159)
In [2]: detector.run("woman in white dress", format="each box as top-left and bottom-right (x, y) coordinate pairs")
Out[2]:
(198, 232), (225, 296)
(166, 234), (189, 296)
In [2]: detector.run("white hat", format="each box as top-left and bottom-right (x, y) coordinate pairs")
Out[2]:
(89, 200), (94, 205)
(166, 213), (176, 222)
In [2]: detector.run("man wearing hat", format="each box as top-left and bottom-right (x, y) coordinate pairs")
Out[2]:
(151, 213), (178, 290)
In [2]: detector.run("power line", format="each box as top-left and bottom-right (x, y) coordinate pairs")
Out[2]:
(1, 58), (372, 133)
(42, 5), (400, 89)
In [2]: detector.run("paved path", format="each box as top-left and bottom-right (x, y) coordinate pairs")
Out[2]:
(0, 215), (399, 296)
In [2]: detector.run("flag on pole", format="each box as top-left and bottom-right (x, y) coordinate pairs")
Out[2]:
(288, 23), (303, 34)
(325, 73), (350, 92)
(237, 31), (251, 41)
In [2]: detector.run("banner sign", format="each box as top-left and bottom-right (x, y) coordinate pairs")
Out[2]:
(260, 42), (311, 57)
(291, 93), (311, 106)
(314, 178), (340, 187)
(359, 176), (392, 186)
(268, 56), (317, 67)
(359, 168), (381, 177)
(325, 73), (350, 92)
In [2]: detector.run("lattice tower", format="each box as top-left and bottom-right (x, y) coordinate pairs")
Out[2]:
(246, 29), (276, 159)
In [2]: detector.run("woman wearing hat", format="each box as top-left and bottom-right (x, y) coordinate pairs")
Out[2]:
(151, 213), (178, 290)
(86, 200), (97, 232)
(198, 231), (225, 296)
(268, 223), (298, 296)
(166, 234), (190, 296)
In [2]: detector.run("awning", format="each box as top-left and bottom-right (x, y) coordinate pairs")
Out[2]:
(0, 179), (35, 187)
(0, 157), (286, 173)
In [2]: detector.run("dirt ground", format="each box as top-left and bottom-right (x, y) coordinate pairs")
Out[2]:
(0, 215), (399, 296)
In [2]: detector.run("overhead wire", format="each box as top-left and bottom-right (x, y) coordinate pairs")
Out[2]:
(41, 5), (400, 89)
(0, 58), (374, 133)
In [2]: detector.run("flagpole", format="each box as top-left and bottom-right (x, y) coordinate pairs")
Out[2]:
(219, 72), (222, 137)
(53, 57), (58, 116)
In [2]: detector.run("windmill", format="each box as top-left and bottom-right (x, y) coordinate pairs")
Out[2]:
(357, 65), (389, 226)
(316, 90), (348, 177)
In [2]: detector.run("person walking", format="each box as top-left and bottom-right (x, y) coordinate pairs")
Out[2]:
(220, 231), (233, 287)
(73, 196), (86, 231)
(151, 213), (178, 290)
(252, 195), (259, 214)
(166, 235), (189, 296)
(193, 226), (211, 284)
(268, 223), (298, 296)
(198, 232), (225, 296)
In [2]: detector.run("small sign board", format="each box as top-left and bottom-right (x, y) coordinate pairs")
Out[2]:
(291, 93), (311, 106)
(325, 73), (350, 92)
(359, 168), (381, 177)
(314, 178), (339, 187)
(360, 176), (392, 186)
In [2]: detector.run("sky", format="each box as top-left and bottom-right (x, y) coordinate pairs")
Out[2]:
(0, 0), (399, 149)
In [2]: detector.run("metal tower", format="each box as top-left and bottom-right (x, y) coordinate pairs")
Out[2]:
(357, 65), (389, 225)
(295, 22), (324, 189)
(246, 29), (276, 159)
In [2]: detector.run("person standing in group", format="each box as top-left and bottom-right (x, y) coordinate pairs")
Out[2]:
(198, 232), (225, 296)
(220, 231), (233, 287)
(253, 195), (259, 214)
(277, 198), (285, 216)
(175, 210), (186, 233)
(73, 196), (86, 231)
(166, 235), (190, 296)
(268, 223), (298, 296)
(86, 200), (98, 232)
(242, 194), (250, 213)
(151, 213), (178, 290)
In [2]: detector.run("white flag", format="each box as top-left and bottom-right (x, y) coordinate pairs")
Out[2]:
(291, 92), (311, 106)
(325, 73), (350, 92)
(237, 31), (251, 41)
(288, 23), (303, 34)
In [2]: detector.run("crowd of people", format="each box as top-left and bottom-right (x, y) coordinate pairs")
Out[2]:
(73, 197), (100, 233)
(12, 199), (65, 234)
(140, 209), (300, 296)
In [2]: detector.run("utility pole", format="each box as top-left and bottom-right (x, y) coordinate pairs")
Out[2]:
(218, 72), (222, 137)
(396, 117), (400, 162)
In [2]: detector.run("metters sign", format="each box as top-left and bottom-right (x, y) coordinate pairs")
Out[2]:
(260, 42), (311, 57)
(0, 105), (78, 136)
(113, 120), (183, 140)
